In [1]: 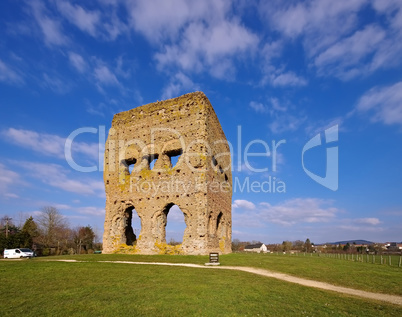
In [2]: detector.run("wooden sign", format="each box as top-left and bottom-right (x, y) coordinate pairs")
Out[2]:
(209, 252), (219, 263)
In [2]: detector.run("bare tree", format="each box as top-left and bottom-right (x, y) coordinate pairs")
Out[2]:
(36, 206), (68, 251)
(1, 216), (13, 238)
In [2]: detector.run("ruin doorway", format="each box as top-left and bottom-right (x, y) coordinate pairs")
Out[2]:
(164, 204), (186, 245)
(124, 206), (141, 246)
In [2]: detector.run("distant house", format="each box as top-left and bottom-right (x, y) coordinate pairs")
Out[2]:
(385, 242), (402, 251)
(244, 243), (269, 253)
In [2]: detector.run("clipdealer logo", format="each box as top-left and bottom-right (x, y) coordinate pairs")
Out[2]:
(63, 124), (339, 193)
(302, 125), (339, 191)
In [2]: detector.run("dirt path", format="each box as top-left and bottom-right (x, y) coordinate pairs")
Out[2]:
(53, 260), (402, 306)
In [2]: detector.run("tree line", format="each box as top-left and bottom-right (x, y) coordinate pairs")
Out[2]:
(232, 239), (315, 252)
(1, 206), (100, 256)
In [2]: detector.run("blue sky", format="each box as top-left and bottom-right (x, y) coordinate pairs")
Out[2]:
(1, 0), (401, 244)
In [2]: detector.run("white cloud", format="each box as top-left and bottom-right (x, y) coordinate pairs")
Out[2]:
(232, 199), (256, 210)
(265, 0), (366, 54)
(155, 20), (258, 78)
(355, 218), (381, 225)
(3, 128), (101, 161)
(102, 13), (128, 40)
(305, 117), (344, 137)
(337, 225), (384, 233)
(372, 0), (402, 30)
(259, 41), (307, 87)
(269, 114), (306, 134)
(75, 206), (105, 216)
(270, 98), (287, 113)
(4, 128), (65, 158)
(126, 0), (230, 42)
(314, 25), (386, 79)
(42, 73), (70, 94)
(356, 81), (402, 126)
(261, 0), (402, 80)
(4, 193), (19, 199)
(315, 25), (384, 67)
(20, 162), (104, 196)
(270, 71), (308, 87)
(0, 163), (22, 198)
(261, 198), (339, 225)
(161, 72), (199, 100)
(250, 98), (288, 115)
(127, 0), (258, 78)
(0, 60), (24, 84)
(55, 0), (100, 37)
(233, 198), (340, 227)
(68, 52), (87, 73)
(94, 65), (119, 86)
(29, 0), (68, 46)
(249, 101), (268, 114)
(248, 98), (306, 134)
(266, 97), (306, 134)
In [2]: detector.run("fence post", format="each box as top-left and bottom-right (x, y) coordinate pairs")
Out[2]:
(389, 256), (391, 266)
(399, 256), (401, 268)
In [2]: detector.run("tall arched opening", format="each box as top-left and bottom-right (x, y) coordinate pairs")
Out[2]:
(163, 203), (187, 245)
(123, 206), (141, 246)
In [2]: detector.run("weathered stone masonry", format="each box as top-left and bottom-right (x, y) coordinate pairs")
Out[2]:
(103, 92), (232, 255)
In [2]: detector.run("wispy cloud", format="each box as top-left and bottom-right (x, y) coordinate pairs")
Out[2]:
(29, 0), (69, 46)
(42, 73), (71, 94)
(127, 0), (230, 42)
(155, 20), (258, 79)
(270, 71), (308, 87)
(128, 0), (258, 79)
(248, 98), (306, 134)
(314, 25), (386, 79)
(94, 65), (119, 86)
(20, 161), (104, 197)
(233, 198), (340, 227)
(4, 128), (65, 158)
(0, 60), (24, 84)
(249, 101), (268, 114)
(356, 81), (402, 126)
(161, 72), (199, 100)
(261, 0), (402, 80)
(0, 163), (23, 198)
(55, 0), (101, 37)
(264, 0), (366, 53)
(75, 206), (105, 216)
(305, 117), (344, 137)
(268, 112), (306, 134)
(355, 217), (381, 225)
(232, 199), (256, 210)
(3, 128), (101, 161)
(68, 52), (87, 73)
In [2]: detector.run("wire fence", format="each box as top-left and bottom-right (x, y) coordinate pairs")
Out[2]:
(270, 251), (402, 267)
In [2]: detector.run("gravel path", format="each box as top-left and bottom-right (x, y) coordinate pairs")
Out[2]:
(52, 260), (402, 306)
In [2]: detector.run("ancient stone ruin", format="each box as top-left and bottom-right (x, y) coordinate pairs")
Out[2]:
(103, 92), (232, 255)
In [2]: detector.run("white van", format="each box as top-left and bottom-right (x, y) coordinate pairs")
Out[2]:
(3, 248), (34, 259)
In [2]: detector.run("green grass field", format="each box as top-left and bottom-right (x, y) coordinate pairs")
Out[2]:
(39, 252), (402, 295)
(1, 253), (401, 316)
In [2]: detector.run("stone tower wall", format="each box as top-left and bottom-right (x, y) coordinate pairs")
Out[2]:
(103, 92), (232, 255)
